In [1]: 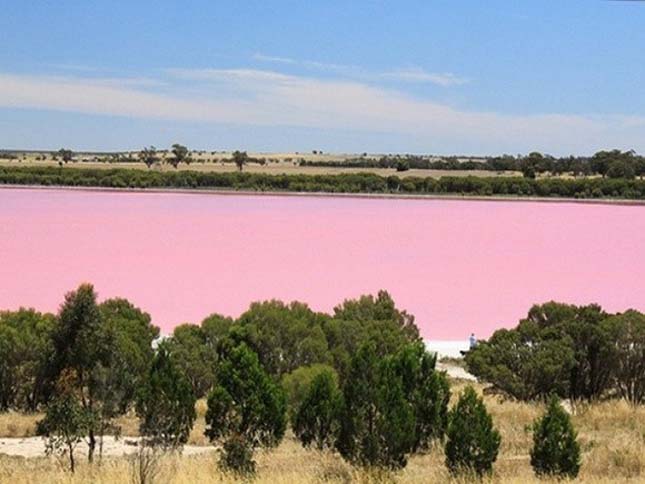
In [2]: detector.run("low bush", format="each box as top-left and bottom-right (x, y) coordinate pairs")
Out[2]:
(1, 165), (644, 198)
(530, 397), (581, 479)
(445, 386), (501, 477)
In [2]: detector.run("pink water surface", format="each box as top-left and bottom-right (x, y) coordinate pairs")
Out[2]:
(1, 188), (644, 339)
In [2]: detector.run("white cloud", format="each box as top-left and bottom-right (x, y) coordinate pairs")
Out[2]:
(253, 53), (467, 86)
(0, 69), (643, 154)
(252, 53), (297, 65)
(167, 68), (295, 84)
(379, 68), (469, 86)
(253, 53), (359, 74)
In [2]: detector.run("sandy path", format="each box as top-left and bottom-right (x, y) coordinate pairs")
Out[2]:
(436, 362), (477, 381)
(0, 436), (214, 458)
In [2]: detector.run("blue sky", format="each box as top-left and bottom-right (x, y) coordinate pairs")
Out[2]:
(1, 0), (644, 155)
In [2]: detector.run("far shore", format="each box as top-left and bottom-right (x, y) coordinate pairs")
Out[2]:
(2, 184), (644, 207)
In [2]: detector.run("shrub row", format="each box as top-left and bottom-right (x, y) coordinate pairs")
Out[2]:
(2, 285), (585, 479)
(1, 165), (645, 199)
(301, 149), (645, 178)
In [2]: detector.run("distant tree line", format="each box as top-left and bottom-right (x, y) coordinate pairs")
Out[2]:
(4, 147), (645, 180)
(15, 145), (267, 171)
(1, 165), (645, 199)
(0, 285), (595, 478)
(301, 150), (645, 179)
(465, 302), (645, 404)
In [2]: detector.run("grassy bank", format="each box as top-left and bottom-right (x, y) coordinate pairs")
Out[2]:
(1, 165), (644, 199)
(1, 382), (643, 483)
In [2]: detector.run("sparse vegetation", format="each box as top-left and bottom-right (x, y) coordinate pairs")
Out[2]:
(1, 383), (644, 482)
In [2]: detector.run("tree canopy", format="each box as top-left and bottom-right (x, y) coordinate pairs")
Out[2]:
(204, 342), (286, 474)
(0, 308), (55, 411)
(136, 347), (196, 450)
(465, 302), (645, 402)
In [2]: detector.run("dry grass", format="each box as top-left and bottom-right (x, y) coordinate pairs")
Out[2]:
(1, 384), (643, 482)
(0, 157), (523, 179)
(0, 412), (40, 438)
(113, 399), (209, 445)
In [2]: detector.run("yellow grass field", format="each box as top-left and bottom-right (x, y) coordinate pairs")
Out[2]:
(0, 151), (522, 179)
(1, 382), (643, 483)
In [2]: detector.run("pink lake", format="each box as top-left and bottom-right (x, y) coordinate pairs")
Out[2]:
(1, 188), (644, 340)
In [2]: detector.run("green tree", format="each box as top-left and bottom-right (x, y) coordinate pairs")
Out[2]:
(201, 312), (233, 344)
(138, 146), (159, 169)
(99, 298), (159, 412)
(324, 291), (421, 378)
(607, 159), (636, 179)
(281, 364), (337, 418)
(336, 342), (415, 471)
(169, 144), (189, 168)
(465, 326), (575, 401)
(0, 308), (56, 411)
(163, 314), (232, 398)
(590, 150), (614, 177)
(530, 397), (581, 479)
(57, 148), (73, 163)
(48, 283), (110, 462)
(204, 343), (286, 475)
(602, 310), (645, 404)
(391, 343), (450, 451)
(136, 347), (195, 450)
(396, 160), (410, 172)
(636, 155), (645, 179)
(293, 369), (342, 450)
(522, 165), (536, 179)
(465, 302), (617, 402)
(237, 300), (331, 377)
(163, 324), (216, 398)
(37, 370), (92, 473)
(591, 149), (637, 178)
(232, 150), (249, 171)
(445, 386), (501, 477)
(564, 304), (614, 401)
(37, 288), (158, 464)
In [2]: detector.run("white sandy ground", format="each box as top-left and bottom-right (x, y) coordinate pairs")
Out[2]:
(436, 362), (476, 381)
(425, 340), (470, 359)
(0, 435), (216, 459)
(425, 340), (477, 381)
